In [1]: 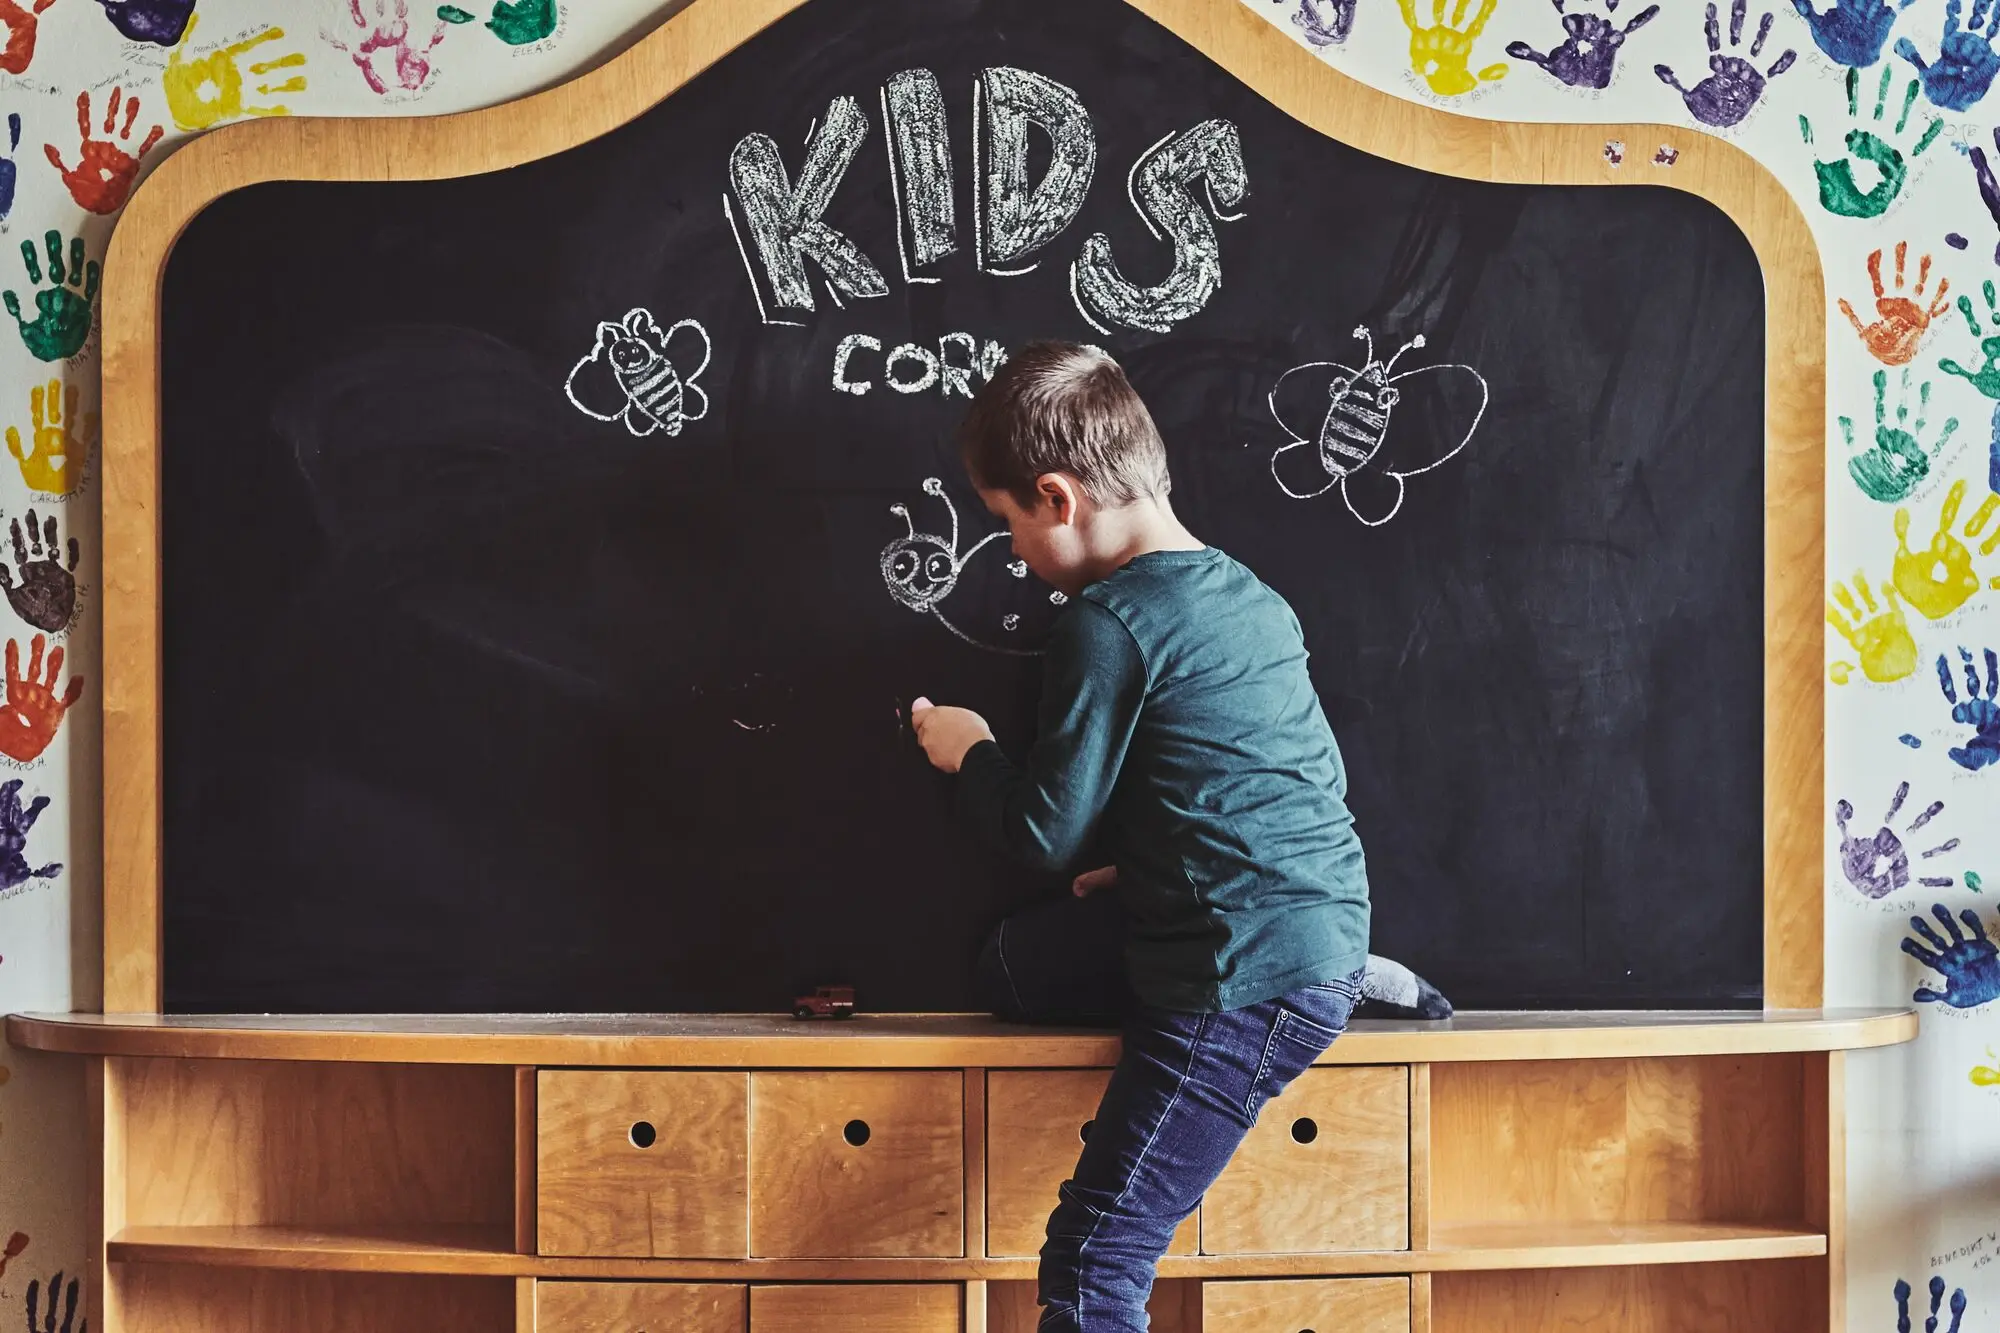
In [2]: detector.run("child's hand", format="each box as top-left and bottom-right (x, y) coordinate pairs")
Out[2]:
(1072, 865), (1118, 897)
(909, 696), (994, 773)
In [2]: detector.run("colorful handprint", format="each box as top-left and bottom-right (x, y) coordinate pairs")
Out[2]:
(1799, 65), (1944, 219)
(1654, 0), (1795, 128)
(1896, 0), (2000, 111)
(0, 512), (75, 634)
(1840, 243), (1951, 366)
(44, 87), (163, 215)
(92, 0), (193, 44)
(1836, 782), (1958, 899)
(1973, 1047), (2000, 1083)
(326, 0), (448, 96)
(7, 380), (93, 497)
(1790, 0), (1917, 68)
(1938, 645), (2000, 770)
(1396, 0), (1508, 96)
(23, 1272), (81, 1333)
(0, 0), (55, 75)
(1843, 368), (1957, 502)
(1903, 903), (2000, 1007)
(1506, 0), (1659, 89)
(1895, 1278), (1968, 1333)
(1291, 0), (1357, 46)
(0, 114), (21, 225)
(1827, 570), (1918, 681)
(0, 635), (78, 765)
(1969, 128), (2000, 263)
(485, 0), (556, 44)
(3, 232), (98, 363)
(1893, 479), (2000, 620)
(164, 16), (308, 132)
(1940, 279), (2000, 397)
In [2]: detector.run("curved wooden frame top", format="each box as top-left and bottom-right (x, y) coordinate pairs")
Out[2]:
(98, 0), (1824, 1014)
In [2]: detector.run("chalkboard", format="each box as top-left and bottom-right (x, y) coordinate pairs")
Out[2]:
(159, 0), (1765, 1013)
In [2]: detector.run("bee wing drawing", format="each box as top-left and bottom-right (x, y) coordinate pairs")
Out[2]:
(1268, 360), (1363, 500)
(662, 318), (714, 426)
(1338, 470), (1406, 527)
(564, 321), (636, 424)
(1379, 361), (1488, 480)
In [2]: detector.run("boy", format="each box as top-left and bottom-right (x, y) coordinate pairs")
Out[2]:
(910, 342), (1371, 1332)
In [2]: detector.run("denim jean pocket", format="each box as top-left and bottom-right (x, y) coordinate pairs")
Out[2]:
(1244, 1003), (1346, 1121)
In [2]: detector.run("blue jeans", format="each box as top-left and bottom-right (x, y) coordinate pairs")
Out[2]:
(973, 893), (1364, 1332)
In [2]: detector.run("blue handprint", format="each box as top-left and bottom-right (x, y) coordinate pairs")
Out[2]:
(0, 777), (56, 889)
(1791, 0), (1918, 68)
(1939, 645), (2000, 771)
(0, 114), (19, 223)
(1290, 0), (1356, 46)
(1896, 0), (2000, 111)
(1903, 903), (2000, 1007)
(1896, 1276), (1967, 1333)
(1507, 0), (1660, 90)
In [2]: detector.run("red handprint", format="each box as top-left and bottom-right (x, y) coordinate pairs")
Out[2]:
(0, 634), (80, 763)
(1839, 242), (1952, 366)
(0, 0), (56, 74)
(44, 87), (163, 215)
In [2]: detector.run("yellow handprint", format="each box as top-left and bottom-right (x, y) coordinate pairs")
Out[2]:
(1827, 571), (1917, 683)
(1398, 0), (1509, 96)
(6, 379), (92, 497)
(1973, 1047), (2000, 1086)
(1892, 478), (2000, 621)
(163, 14), (306, 133)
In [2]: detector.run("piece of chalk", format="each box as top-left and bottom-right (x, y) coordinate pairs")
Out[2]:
(912, 696), (933, 712)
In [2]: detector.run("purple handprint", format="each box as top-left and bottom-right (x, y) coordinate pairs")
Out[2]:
(1835, 781), (1959, 899)
(1968, 128), (2000, 262)
(1507, 0), (1659, 89)
(91, 0), (193, 44)
(0, 778), (55, 889)
(1896, 0), (2000, 111)
(1791, 0), (1917, 68)
(1939, 645), (2000, 771)
(1902, 903), (2000, 1007)
(1655, 0), (1796, 128)
(1290, 0), (1355, 47)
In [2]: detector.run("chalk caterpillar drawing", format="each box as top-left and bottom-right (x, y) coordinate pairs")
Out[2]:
(564, 309), (711, 438)
(1267, 325), (1488, 525)
(977, 66), (1097, 277)
(881, 478), (1037, 655)
(1834, 782), (1958, 899)
(1070, 119), (1245, 334)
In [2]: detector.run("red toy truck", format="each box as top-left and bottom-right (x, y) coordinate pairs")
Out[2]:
(791, 984), (856, 1019)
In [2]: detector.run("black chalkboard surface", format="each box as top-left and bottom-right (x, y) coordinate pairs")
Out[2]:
(160, 0), (1765, 1013)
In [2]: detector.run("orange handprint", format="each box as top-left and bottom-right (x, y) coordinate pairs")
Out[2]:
(1840, 242), (1951, 366)
(44, 87), (163, 215)
(0, 635), (80, 764)
(1893, 478), (2000, 621)
(0, 0), (56, 75)
(7, 378), (93, 496)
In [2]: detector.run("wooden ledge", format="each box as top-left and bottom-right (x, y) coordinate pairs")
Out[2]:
(8, 1008), (1914, 1066)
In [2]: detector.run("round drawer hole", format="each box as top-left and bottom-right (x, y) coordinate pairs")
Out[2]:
(629, 1121), (657, 1149)
(1290, 1116), (1319, 1145)
(1079, 1119), (1095, 1143)
(843, 1118), (871, 1147)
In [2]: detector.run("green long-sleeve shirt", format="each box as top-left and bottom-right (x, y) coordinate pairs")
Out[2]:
(957, 546), (1370, 1012)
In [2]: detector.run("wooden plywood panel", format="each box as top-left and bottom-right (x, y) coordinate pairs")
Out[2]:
(537, 1070), (747, 1258)
(120, 1059), (513, 1229)
(1202, 1067), (1408, 1254)
(750, 1071), (963, 1258)
(985, 1071), (1195, 1258)
(751, 1283), (959, 1332)
(988, 1278), (1201, 1333)
(1430, 1057), (1806, 1227)
(536, 1281), (745, 1332)
(117, 1267), (514, 1332)
(1431, 1260), (1821, 1333)
(1204, 1277), (1409, 1333)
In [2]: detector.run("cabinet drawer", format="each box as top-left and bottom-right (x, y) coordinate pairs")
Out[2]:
(1203, 1277), (1410, 1333)
(751, 1283), (961, 1332)
(749, 1071), (963, 1257)
(537, 1070), (748, 1257)
(536, 1281), (745, 1332)
(985, 1071), (1196, 1258)
(1202, 1066), (1409, 1254)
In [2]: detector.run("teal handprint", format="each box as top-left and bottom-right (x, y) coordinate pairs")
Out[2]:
(1799, 64), (1944, 218)
(435, 0), (554, 43)
(1846, 367), (1958, 502)
(2, 231), (97, 363)
(1940, 280), (2000, 398)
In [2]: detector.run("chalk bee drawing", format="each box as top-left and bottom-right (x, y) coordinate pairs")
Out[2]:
(564, 309), (711, 438)
(881, 478), (1035, 655)
(1267, 325), (1488, 526)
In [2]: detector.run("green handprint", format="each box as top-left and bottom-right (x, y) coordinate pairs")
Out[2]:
(1799, 64), (1944, 219)
(1846, 367), (1958, 502)
(1940, 279), (2000, 399)
(2, 231), (97, 362)
(485, 0), (554, 43)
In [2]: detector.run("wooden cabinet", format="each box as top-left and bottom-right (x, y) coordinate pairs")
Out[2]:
(1202, 1066), (1410, 1254)
(1203, 1277), (1411, 1332)
(749, 1070), (964, 1257)
(537, 1070), (748, 1257)
(985, 1069), (1198, 1257)
(750, 1283), (961, 1332)
(536, 1281), (746, 1332)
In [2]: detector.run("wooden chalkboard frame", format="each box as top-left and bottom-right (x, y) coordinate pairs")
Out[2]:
(98, 0), (1825, 1013)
